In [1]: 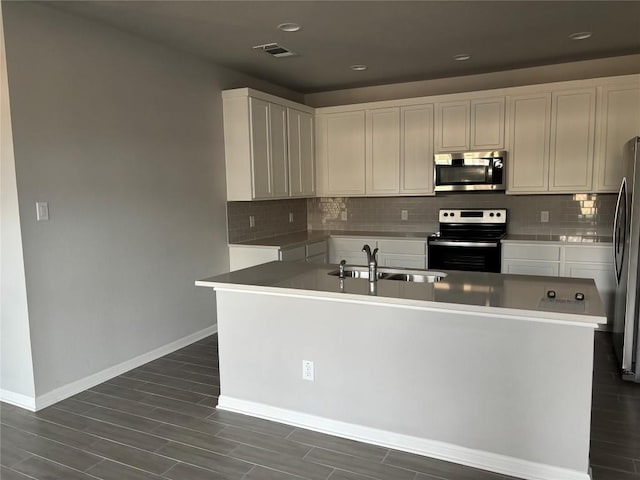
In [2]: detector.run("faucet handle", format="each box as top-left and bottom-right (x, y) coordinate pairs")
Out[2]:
(339, 259), (347, 279)
(372, 247), (379, 259)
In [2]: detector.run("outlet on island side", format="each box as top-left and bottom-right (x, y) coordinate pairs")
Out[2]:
(302, 360), (314, 381)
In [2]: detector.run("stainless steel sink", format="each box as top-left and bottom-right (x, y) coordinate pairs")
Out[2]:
(327, 267), (392, 280)
(328, 267), (447, 283)
(384, 272), (446, 283)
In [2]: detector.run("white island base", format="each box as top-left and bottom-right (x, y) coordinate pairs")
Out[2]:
(210, 288), (594, 480)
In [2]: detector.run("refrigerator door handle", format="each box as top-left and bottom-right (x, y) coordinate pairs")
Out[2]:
(614, 177), (627, 284)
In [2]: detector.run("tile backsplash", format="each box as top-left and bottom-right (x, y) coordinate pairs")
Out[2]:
(306, 193), (617, 236)
(228, 193), (616, 242)
(227, 199), (307, 242)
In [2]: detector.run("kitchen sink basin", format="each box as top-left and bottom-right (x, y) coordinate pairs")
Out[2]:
(328, 267), (447, 283)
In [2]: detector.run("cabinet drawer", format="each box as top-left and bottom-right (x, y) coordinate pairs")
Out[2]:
(502, 244), (561, 261)
(279, 245), (306, 262)
(330, 237), (377, 252)
(378, 254), (426, 269)
(502, 260), (560, 277)
(306, 241), (328, 257)
(564, 245), (612, 264)
(330, 250), (368, 265)
(377, 239), (426, 255)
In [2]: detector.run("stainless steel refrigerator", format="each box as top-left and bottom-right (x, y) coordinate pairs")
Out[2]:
(613, 136), (640, 382)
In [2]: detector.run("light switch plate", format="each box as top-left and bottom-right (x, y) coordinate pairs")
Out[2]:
(36, 202), (49, 221)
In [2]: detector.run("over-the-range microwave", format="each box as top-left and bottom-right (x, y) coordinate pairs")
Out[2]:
(434, 151), (506, 192)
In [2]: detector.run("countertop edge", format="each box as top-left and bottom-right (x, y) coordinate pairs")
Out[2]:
(195, 280), (604, 328)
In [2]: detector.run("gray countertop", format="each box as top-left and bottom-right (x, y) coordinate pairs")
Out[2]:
(197, 261), (606, 327)
(230, 231), (612, 248)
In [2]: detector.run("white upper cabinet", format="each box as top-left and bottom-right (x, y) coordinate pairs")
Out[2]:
(548, 88), (596, 192)
(435, 100), (469, 152)
(594, 83), (640, 192)
(366, 107), (400, 195)
(288, 108), (315, 197)
(507, 93), (552, 193)
(268, 102), (289, 198)
(316, 111), (366, 196)
(470, 97), (506, 150)
(436, 97), (505, 152)
(222, 88), (314, 201)
(400, 104), (434, 195)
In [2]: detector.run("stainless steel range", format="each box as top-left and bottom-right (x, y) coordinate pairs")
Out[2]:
(428, 209), (507, 273)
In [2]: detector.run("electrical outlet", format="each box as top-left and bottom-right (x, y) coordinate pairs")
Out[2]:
(341, 210), (348, 221)
(289, 212), (294, 223)
(401, 209), (408, 221)
(249, 215), (255, 228)
(540, 211), (549, 223)
(302, 360), (314, 381)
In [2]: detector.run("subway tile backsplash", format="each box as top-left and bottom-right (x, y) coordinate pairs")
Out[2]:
(227, 199), (307, 242)
(307, 193), (616, 236)
(228, 193), (616, 242)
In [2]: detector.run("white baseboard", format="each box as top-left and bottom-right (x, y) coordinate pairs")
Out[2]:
(0, 325), (217, 412)
(218, 396), (591, 480)
(0, 389), (36, 411)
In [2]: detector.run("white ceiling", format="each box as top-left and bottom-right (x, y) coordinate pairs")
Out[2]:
(48, 1), (640, 94)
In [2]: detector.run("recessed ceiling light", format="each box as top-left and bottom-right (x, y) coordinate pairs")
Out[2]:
(569, 31), (592, 40)
(278, 23), (301, 32)
(453, 54), (471, 61)
(350, 64), (368, 71)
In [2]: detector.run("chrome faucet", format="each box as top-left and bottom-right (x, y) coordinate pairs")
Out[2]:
(338, 259), (347, 279)
(362, 244), (379, 282)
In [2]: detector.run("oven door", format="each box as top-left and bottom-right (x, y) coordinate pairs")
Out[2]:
(428, 239), (502, 273)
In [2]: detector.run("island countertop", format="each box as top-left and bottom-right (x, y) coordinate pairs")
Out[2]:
(196, 261), (606, 327)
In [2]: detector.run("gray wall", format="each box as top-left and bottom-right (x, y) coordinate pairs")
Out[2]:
(0, 6), (35, 402)
(2, 2), (300, 399)
(306, 54), (640, 107)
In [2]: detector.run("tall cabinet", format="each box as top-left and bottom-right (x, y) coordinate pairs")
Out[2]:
(223, 88), (315, 201)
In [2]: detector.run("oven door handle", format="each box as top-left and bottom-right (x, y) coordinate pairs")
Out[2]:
(429, 240), (499, 248)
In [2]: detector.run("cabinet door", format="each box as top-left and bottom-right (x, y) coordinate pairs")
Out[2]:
(594, 84), (640, 192)
(249, 98), (272, 199)
(288, 109), (315, 197)
(436, 101), (470, 152)
(366, 107), (400, 195)
(564, 262), (616, 322)
(317, 111), (366, 195)
(507, 93), (551, 193)
(549, 88), (596, 192)
(470, 97), (505, 150)
(400, 104), (434, 195)
(502, 260), (559, 277)
(270, 103), (289, 197)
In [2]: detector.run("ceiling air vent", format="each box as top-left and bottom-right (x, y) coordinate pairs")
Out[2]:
(252, 42), (297, 58)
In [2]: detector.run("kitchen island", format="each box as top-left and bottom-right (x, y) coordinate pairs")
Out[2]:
(196, 262), (606, 480)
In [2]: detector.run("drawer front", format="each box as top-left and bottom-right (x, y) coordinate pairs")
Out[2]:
(502, 259), (560, 277)
(330, 237), (378, 252)
(306, 240), (328, 257)
(377, 239), (426, 255)
(306, 253), (327, 264)
(564, 245), (612, 264)
(378, 253), (426, 269)
(502, 244), (561, 261)
(279, 245), (306, 262)
(330, 250), (368, 265)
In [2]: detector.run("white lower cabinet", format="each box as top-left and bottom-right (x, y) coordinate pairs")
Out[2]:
(329, 236), (427, 269)
(502, 242), (615, 323)
(229, 240), (328, 271)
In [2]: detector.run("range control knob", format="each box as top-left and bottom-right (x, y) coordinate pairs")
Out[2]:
(575, 292), (585, 301)
(489, 213), (495, 217)
(496, 212), (502, 217)
(443, 213), (449, 217)
(547, 290), (556, 299)
(450, 212), (455, 217)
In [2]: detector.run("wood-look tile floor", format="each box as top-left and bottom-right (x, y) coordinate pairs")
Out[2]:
(1, 332), (638, 480)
